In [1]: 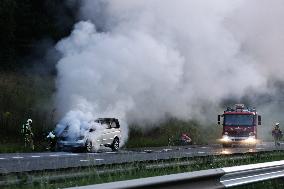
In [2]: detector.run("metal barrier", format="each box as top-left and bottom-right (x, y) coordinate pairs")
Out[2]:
(67, 160), (284, 189)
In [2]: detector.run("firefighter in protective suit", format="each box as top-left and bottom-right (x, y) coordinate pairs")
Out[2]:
(21, 119), (34, 150)
(180, 133), (192, 145)
(272, 122), (282, 146)
(46, 131), (57, 151)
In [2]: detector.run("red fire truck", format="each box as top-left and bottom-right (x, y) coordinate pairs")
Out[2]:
(218, 104), (262, 147)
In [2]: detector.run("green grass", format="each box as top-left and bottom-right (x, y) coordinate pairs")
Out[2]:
(2, 151), (284, 189)
(0, 141), (48, 153)
(0, 143), (26, 153)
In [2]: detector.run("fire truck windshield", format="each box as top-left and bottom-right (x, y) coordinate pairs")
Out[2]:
(224, 114), (254, 126)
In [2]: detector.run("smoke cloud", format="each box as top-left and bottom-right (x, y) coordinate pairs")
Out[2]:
(55, 0), (284, 142)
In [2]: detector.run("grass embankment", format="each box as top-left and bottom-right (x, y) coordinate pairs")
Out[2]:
(2, 151), (284, 189)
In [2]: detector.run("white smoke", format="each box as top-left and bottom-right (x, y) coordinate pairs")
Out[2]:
(55, 0), (284, 142)
(86, 120), (106, 151)
(55, 110), (93, 140)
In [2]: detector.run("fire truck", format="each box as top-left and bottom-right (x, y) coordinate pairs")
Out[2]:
(218, 104), (262, 147)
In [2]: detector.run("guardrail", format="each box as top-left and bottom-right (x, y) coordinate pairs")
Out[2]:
(67, 160), (284, 189)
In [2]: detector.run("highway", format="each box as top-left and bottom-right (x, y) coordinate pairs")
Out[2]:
(0, 142), (283, 174)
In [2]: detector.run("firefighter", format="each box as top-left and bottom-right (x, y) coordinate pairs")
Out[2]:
(272, 122), (282, 146)
(21, 119), (34, 150)
(180, 133), (192, 145)
(46, 131), (57, 151)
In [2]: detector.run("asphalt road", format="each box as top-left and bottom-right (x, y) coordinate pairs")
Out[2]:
(0, 142), (283, 174)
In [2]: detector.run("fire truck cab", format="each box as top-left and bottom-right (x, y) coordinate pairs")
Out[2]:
(218, 104), (261, 148)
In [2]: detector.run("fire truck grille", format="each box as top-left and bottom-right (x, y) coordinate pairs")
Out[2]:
(228, 131), (249, 137)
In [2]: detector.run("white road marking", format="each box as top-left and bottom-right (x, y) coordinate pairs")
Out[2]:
(95, 159), (104, 161)
(256, 148), (264, 150)
(201, 146), (208, 149)
(163, 149), (173, 152)
(12, 157), (23, 159)
(31, 156), (41, 158)
(105, 152), (116, 154)
(49, 154), (59, 157)
(198, 152), (205, 154)
(0, 158), (6, 160)
(87, 153), (99, 155)
(65, 154), (79, 156)
(80, 159), (90, 162)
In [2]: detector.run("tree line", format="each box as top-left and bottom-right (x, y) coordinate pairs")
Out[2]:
(0, 0), (77, 71)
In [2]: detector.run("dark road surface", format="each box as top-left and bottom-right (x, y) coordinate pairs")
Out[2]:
(0, 142), (283, 173)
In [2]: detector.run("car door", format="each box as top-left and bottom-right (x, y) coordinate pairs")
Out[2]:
(108, 121), (117, 143)
(102, 123), (112, 145)
(109, 121), (121, 143)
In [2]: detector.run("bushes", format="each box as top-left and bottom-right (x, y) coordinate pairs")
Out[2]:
(0, 72), (55, 143)
(126, 118), (221, 148)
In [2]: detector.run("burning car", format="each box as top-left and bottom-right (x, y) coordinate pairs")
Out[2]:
(57, 118), (121, 152)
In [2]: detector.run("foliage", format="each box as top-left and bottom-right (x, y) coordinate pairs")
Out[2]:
(0, 72), (55, 147)
(126, 119), (221, 148)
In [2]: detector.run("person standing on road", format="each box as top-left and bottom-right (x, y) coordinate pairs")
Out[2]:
(46, 131), (57, 151)
(272, 122), (282, 146)
(21, 119), (34, 150)
(181, 133), (192, 145)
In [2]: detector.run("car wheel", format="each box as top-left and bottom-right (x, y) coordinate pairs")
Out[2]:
(111, 138), (119, 151)
(86, 140), (93, 152)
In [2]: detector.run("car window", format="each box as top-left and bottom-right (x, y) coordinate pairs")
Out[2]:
(101, 123), (110, 129)
(110, 122), (117, 128)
